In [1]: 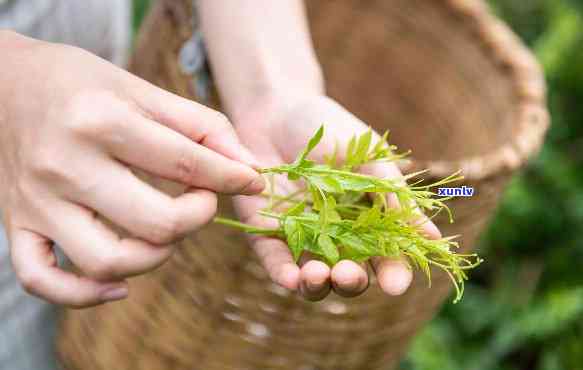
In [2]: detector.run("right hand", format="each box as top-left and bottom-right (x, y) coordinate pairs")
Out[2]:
(0, 31), (264, 307)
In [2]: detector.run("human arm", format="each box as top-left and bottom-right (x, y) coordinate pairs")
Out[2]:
(196, 1), (441, 300)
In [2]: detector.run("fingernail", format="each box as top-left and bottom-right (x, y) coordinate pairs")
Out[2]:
(101, 286), (128, 302)
(332, 276), (363, 294)
(242, 175), (266, 195)
(305, 276), (327, 293)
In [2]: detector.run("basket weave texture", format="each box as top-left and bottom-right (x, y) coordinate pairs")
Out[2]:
(57, 1), (549, 369)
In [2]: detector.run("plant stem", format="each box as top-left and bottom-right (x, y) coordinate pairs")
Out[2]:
(214, 217), (280, 236)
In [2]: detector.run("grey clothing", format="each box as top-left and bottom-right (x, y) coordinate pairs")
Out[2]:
(0, 1), (132, 369)
(0, 0), (131, 65)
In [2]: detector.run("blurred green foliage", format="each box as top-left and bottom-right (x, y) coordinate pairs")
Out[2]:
(132, 0), (151, 38)
(403, 1), (583, 369)
(131, 1), (583, 368)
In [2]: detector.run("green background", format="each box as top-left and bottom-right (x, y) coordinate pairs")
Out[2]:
(132, 1), (583, 369)
(404, 1), (583, 369)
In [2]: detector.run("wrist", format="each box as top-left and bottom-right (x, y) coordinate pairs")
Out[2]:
(214, 47), (325, 123)
(226, 67), (326, 126)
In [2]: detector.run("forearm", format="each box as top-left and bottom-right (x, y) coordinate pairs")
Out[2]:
(196, 0), (324, 121)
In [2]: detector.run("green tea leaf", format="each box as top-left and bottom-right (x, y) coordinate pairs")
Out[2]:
(324, 196), (341, 222)
(287, 171), (301, 181)
(345, 135), (357, 166)
(317, 234), (340, 264)
(310, 184), (324, 211)
(354, 205), (382, 229)
(324, 143), (339, 168)
(346, 130), (372, 167)
(216, 124), (481, 303)
(382, 238), (401, 258)
(309, 174), (343, 193)
(335, 174), (378, 192)
(336, 232), (374, 260)
(284, 201), (306, 217)
(284, 218), (305, 262)
(372, 130), (389, 154)
(295, 125), (324, 164)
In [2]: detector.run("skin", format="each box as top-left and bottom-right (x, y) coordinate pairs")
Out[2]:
(1, 1), (442, 307)
(198, 0), (442, 300)
(0, 31), (265, 307)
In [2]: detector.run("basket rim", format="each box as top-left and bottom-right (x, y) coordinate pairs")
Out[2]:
(170, 0), (549, 181)
(399, 0), (549, 181)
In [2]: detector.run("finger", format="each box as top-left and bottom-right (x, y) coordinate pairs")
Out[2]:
(359, 161), (402, 204)
(106, 114), (264, 195)
(359, 161), (442, 239)
(359, 161), (438, 295)
(9, 227), (128, 307)
(233, 172), (298, 222)
(43, 201), (176, 281)
(298, 257), (331, 301)
(70, 161), (217, 245)
(130, 81), (258, 167)
(251, 236), (300, 291)
(370, 257), (413, 296)
(234, 193), (300, 291)
(410, 212), (442, 239)
(330, 260), (369, 297)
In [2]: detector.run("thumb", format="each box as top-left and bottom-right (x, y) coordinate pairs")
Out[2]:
(130, 79), (259, 168)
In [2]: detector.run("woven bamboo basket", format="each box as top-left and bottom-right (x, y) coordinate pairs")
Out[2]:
(57, 0), (549, 369)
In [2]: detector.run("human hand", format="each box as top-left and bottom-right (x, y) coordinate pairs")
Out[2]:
(233, 95), (440, 301)
(0, 31), (264, 307)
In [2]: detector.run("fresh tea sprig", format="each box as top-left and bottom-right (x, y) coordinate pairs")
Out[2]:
(215, 126), (482, 303)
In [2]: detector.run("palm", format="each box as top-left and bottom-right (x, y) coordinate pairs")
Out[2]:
(233, 96), (440, 300)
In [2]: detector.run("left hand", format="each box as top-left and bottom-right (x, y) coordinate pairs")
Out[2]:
(233, 95), (441, 301)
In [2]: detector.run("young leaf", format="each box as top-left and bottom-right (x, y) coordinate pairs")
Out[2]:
(310, 184), (324, 211)
(372, 130), (390, 155)
(354, 205), (382, 229)
(317, 234), (340, 265)
(323, 196), (341, 222)
(215, 124), (481, 303)
(284, 218), (307, 262)
(294, 125), (324, 165)
(287, 171), (301, 181)
(345, 135), (357, 167)
(324, 143), (339, 168)
(334, 173), (377, 192)
(284, 201), (306, 217)
(352, 130), (372, 166)
(308, 174), (344, 193)
(336, 232), (375, 260)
